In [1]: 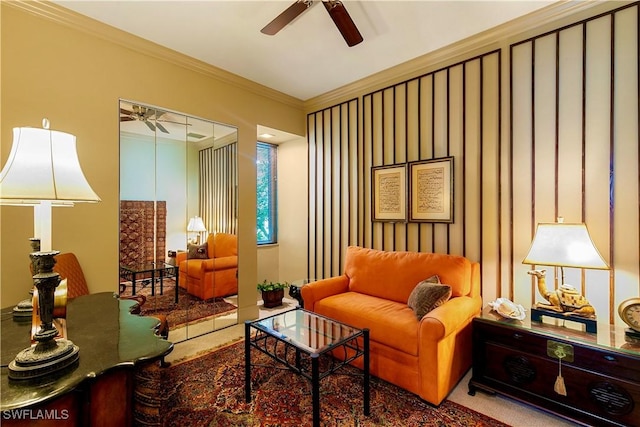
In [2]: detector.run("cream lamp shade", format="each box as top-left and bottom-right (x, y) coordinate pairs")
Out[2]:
(187, 216), (207, 232)
(0, 126), (100, 202)
(522, 222), (609, 270)
(0, 123), (101, 251)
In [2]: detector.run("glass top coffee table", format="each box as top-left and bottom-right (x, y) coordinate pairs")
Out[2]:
(119, 262), (178, 303)
(245, 308), (370, 427)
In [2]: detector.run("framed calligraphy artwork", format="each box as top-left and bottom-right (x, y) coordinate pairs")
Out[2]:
(371, 164), (407, 222)
(409, 157), (454, 223)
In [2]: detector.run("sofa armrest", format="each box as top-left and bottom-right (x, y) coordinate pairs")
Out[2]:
(213, 256), (237, 270)
(301, 275), (350, 311)
(176, 252), (188, 264)
(201, 256), (237, 271)
(418, 294), (482, 341)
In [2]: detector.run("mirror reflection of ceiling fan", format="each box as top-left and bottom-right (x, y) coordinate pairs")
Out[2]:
(120, 105), (169, 133)
(261, 0), (363, 47)
(120, 105), (192, 134)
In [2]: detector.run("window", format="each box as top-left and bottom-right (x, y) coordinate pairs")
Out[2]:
(257, 142), (277, 244)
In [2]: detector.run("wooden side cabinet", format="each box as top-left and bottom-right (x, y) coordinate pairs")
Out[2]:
(469, 307), (640, 427)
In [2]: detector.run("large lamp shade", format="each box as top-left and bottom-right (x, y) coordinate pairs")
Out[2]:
(522, 222), (608, 270)
(0, 127), (101, 203)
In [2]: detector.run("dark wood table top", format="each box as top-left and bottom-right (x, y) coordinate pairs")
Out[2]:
(1, 292), (173, 410)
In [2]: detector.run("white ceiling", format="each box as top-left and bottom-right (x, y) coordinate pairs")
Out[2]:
(54, 0), (556, 101)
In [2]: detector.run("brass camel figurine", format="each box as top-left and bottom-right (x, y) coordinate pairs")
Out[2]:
(527, 269), (595, 318)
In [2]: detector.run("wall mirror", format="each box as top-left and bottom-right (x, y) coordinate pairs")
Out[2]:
(119, 99), (238, 342)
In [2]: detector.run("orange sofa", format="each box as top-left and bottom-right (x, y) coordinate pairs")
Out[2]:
(301, 246), (482, 405)
(176, 233), (238, 300)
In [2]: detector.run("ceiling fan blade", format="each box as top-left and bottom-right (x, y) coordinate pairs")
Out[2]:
(120, 108), (134, 115)
(143, 108), (156, 119)
(261, 1), (312, 36)
(120, 116), (135, 122)
(323, 0), (363, 47)
(158, 119), (191, 126)
(155, 122), (169, 134)
(144, 120), (156, 132)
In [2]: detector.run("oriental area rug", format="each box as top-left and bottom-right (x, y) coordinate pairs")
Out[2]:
(142, 341), (508, 427)
(131, 279), (237, 328)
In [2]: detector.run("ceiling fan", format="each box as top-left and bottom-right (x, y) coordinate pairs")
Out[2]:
(261, 0), (363, 47)
(120, 105), (169, 134)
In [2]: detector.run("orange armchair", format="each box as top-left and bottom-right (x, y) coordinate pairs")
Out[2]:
(177, 233), (238, 300)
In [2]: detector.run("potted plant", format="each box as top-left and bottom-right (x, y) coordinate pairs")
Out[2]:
(257, 280), (290, 308)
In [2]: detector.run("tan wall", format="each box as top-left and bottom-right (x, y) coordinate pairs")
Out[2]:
(277, 137), (309, 282)
(0, 2), (305, 321)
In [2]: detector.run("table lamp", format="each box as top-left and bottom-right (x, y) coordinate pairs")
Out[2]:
(522, 219), (609, 333)
(187, 215), (207, 245)
(0, 119), (101, 379)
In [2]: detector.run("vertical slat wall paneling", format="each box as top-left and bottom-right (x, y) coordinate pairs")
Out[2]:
(199, 143), (238, 235)
(307, 51), (500, 286)
(433, 70), (449, 254)
(326, 108), (334, 278)
(614, 5), (640, 319)
(307, 113), (316, 280)
(322, 109), (331, 278)
(406, 79), (420, 252)
(419, 76), (435, 252)
(449, 65), (464, 255)
(465, 59), (482, 272)
(306, 100), (359, 280)
(511, 41), (534, 305)
(510, 3), (640, 326)
(481, 53), (502, 303)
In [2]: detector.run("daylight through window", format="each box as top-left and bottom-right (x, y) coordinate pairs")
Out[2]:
(257, 142), (277, 245)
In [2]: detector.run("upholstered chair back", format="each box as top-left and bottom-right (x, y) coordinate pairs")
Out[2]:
(53, 253), (90, 299)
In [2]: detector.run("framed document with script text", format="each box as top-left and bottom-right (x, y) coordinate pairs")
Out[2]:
(409, 157), (454, 223)
(371, 164), (407, 222)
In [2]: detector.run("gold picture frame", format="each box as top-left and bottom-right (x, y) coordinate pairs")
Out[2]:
(371, 164), (407, 222)
(409, 156), (454, 223)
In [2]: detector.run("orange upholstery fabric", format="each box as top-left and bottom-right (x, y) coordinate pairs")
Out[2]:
(301, 246), (482, 406)
(53, 253), (90, 299)
(176, 233), (238, 300)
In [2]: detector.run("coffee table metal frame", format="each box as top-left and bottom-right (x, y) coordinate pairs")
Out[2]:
(245, 307), (370, 427)
(119, 261), (179, 303)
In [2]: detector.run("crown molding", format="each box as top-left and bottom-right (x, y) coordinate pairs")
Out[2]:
(7, 0), (305, 110)
(303, 0), (619, 113)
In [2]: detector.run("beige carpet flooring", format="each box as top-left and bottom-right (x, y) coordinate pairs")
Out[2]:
(164, 297), (579, 427)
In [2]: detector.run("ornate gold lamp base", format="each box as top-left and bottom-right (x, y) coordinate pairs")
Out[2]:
(8, 250), (79, 380)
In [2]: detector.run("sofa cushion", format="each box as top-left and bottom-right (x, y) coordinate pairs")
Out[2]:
(314, 292), (419, 356)
(187, 242), (208, 259)
(407, 280), (452, 319)
(344, 246), (472, 302)
(213, 233), (238, 258)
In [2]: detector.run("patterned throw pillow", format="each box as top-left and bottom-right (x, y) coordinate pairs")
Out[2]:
(187, 242), (208, 259)
(407, 275), (452, 319)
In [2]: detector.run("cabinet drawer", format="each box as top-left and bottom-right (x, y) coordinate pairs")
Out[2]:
(481, 342), (640, 426)
(474, 321), (640, 383)
(475, 320), (549, 356)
